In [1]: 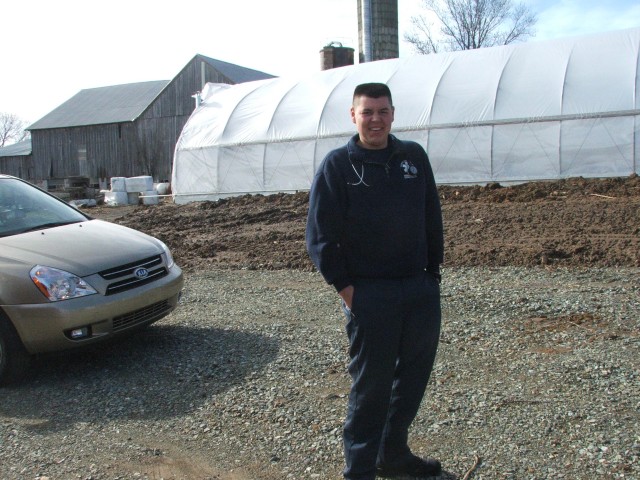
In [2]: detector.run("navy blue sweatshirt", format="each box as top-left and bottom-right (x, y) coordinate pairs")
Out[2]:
(306, 134), (444, 292)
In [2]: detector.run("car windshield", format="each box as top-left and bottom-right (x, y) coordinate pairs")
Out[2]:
(0, 177), (88, 237)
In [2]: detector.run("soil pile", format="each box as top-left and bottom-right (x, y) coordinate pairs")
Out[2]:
(91, 175), (640, 271)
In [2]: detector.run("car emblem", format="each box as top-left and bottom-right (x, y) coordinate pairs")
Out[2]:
(134, 267), (149, 279)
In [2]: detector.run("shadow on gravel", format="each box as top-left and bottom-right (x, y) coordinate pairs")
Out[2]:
(0, 324), (280, 431)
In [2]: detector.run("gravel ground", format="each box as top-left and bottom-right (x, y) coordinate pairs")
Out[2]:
(1, 266), (638, 479)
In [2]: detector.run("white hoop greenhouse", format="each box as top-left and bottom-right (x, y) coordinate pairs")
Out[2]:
(172, 27), (640, 204)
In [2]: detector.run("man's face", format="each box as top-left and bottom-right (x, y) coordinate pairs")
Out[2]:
(351, 95), (395, 150)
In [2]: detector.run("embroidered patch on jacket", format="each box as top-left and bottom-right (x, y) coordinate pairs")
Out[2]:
(400, 160), (418, 179)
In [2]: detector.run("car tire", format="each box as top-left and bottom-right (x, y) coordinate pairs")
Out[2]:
(0, 311), (31, 386)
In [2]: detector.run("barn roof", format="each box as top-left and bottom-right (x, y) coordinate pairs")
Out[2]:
(28, 55), (276, 131)
(0, 139), (32, 157)
(28, 81), (170, 130)
(197, 54), (276, 83)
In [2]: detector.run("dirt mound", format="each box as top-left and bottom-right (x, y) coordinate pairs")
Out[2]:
(438, 174), (640, 203)
(91, 175), (640, 272)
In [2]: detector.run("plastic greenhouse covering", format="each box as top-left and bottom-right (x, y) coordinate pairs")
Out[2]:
(172, 27), (640, 204)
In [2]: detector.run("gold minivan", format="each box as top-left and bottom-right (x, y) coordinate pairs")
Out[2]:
(0, 175), (183, 385)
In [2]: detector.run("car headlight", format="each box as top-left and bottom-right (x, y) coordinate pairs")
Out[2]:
(157, 240), (175, 269)
(30, 265), (98, 301)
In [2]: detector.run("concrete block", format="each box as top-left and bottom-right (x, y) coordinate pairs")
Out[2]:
(125, 176), (153, 192)
(141, 191), (159, 205)
(111, 177), (126, 192)
(104, 191), (129, 206)
(127, 192), (140, 205)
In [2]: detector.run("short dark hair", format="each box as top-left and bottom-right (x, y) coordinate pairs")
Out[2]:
(353, 83), (393, 106)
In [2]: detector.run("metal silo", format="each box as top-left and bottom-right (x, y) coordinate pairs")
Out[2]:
(357, 0), (399, 62)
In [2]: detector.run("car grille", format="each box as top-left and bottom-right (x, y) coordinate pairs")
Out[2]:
(100, 255), (168, 296)
(112, 300), (172, 332)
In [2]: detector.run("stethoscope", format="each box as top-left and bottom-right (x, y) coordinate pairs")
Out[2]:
(346, 143), (371, 187)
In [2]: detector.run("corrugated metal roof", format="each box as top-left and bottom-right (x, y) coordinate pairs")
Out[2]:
(28, 80), (169, 130)
(198, 55), (276, 83)
(0, 139), (32, 157)
(26, 56), (276, 131)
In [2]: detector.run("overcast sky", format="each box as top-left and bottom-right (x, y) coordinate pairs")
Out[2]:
(2, 0), (639, 127)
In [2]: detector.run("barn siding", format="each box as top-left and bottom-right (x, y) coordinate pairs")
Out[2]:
(0, 155), (35, 180)
(31, 124), (141, 182)
(31, 118), (187, 184)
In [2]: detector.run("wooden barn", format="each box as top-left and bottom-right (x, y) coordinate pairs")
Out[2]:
(24, 55), (275, 187)
(0, 139), (33, 180)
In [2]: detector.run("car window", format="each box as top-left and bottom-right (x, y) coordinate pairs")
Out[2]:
(0, 178), (88, 237)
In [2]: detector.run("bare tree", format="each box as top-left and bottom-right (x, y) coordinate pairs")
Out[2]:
(0, 112), (29, 147)
(405, 0), (537, 54)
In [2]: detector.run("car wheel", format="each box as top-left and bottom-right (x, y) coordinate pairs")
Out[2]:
(0, 311), (31, 386)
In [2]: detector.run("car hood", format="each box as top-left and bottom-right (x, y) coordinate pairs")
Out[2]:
(0, 219), (165, 276)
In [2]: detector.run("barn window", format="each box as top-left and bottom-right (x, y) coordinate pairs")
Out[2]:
(78, 145), (88, 176)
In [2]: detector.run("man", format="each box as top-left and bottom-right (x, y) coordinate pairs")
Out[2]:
(306, 83), (444, 480)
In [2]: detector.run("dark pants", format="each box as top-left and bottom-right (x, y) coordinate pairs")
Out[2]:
(341, 271), (441, 480)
